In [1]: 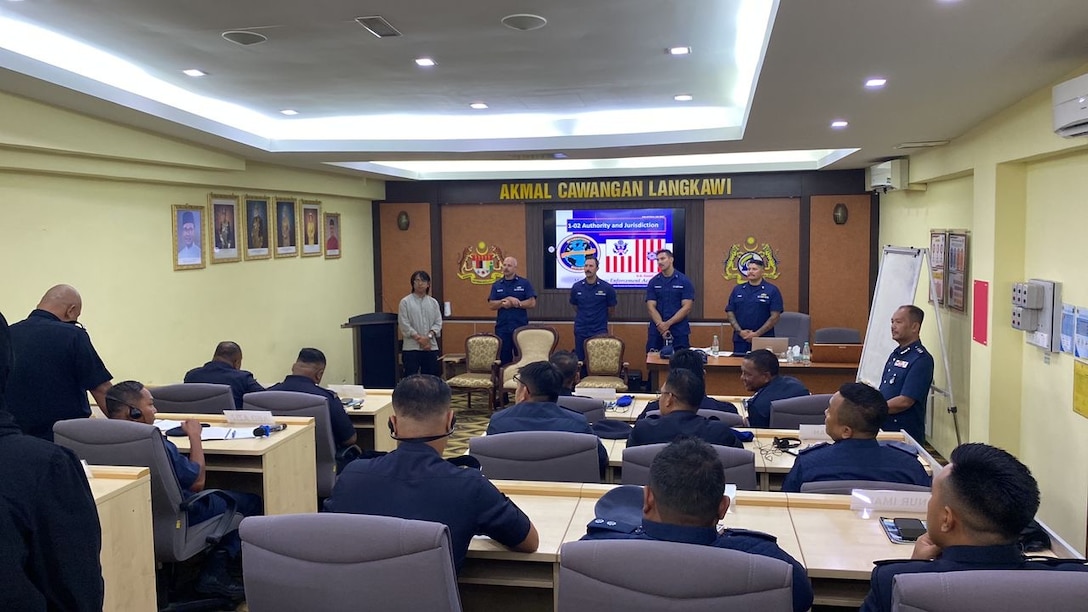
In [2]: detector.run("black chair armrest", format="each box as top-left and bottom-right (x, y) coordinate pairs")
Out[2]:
(180, 488), (239, 546)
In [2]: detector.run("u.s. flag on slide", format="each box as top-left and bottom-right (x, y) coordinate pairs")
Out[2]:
(604, 239), (668, 274)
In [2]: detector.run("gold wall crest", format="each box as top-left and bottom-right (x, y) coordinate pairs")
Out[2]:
(457, 242), (506, 285)
(723, 236), (780, 283)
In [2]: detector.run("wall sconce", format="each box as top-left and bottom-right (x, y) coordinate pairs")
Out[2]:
(832, 203), (849, 225)
(396, 211), (410, 231)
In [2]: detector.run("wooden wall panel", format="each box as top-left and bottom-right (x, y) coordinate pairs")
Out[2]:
(378, 203), (432, 313)
(441, 203), (527, 319)
(702, 198), (801, 323)
(809, 195), (872, 338)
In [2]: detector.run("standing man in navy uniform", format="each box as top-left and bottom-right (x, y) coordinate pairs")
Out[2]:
(879, 305), (934, 443)
(6, 284), (113, 440)
(725, 256), (783, 354)
(569, 255), (617, 364)
(861, 443), (1088, 612)
(781, 382), (931, 492)
(488, 256), (537, 365)
(581, 437), (814, 612)
(645, 249), (695, 352)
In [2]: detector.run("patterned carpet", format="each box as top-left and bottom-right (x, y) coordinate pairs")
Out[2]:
(444, 393), (493, 458)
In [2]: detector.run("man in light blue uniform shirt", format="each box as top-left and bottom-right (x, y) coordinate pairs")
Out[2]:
(645, 249), (695, 352)
(488, 257), (536, 364)
(725, 256), (783, 354)
(878, 305), (934, 444)
(569, 255), (617, 364)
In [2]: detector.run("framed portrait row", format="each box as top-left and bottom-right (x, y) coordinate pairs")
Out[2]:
(171, 195), (341, 271)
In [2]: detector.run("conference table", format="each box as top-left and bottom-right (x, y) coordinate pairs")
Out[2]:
(645, 353), (859, 395)
(90, 465), (157, 612)
(164, 412), (318, 514)
(604, 392), (750, 423)
(328, 385), (397, 453)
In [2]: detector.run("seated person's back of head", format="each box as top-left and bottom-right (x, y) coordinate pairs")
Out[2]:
(636, 348), (738, 419)
(550, 350), (580, 395)
(629, 369), (742, 448)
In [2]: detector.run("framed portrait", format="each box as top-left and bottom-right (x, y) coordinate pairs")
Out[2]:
(209, 193), (241, 264)
(274, 197), (299, 258)
(947, 231), (969, 312)
(172, 204), (206, 271)
(324, 212), (341, 259)
(300, 200), (322, 257)
(243, 195), (272, 260)
(929, 230), (947, 306)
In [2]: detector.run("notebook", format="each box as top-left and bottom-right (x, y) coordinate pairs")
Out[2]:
(811, 343), (863, 363)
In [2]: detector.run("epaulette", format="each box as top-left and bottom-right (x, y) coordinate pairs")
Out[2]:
(881, 441), (920, 456)
(585, 518), (639, 535)
(722, 528), (778, 542)
(798, 442), (830, 455)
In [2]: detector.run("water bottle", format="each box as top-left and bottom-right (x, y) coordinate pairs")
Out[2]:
(711, 335), (719, 357)
(801, 342), (812, 366)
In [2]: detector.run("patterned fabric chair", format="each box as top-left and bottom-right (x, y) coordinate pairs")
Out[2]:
(575, 335), (628, 392)
(446, 333), (502, 412)
(500, 326), (559, 399)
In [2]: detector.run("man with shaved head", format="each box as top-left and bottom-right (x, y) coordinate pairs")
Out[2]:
(488, 256), (536, 364)
(6, 285), (113, 440)
(184, 341), (265, 408)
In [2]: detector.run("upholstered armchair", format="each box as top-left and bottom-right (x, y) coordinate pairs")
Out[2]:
(500, 326), (559, 401)
(575, 335), (629, 392)
(446, 333), (502, 412)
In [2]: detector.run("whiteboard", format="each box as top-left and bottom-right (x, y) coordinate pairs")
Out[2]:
(857, 247), (925, 387)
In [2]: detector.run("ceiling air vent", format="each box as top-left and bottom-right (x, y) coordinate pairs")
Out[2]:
(893, 140), (950, 150)
(356, 16), (402, 38)
(222, 30), (268, 46)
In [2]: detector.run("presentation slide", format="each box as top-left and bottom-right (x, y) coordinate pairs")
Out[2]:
(552, 208), (676, 289)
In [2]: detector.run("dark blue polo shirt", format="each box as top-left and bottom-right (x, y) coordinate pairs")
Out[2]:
(861, 544), (1088, 612)
(487, 401), (608, 475)
(6, 310), (112, 440)
(628, 410), (743, 448)
(582, 519), (813, 612)
(324, 442), (532, 570)
(183, 360), (265, 408)
(878, 340), (934, 443)
(267, 375), (356, 446)
(780, 438), (932, 492)
(745, 375), (811, 428)
(645, 271), (695, 334)
(726, 281), (784, 338)
(488, 275), (536, 333)
(570, 278), (617, 336)
(636, 396), (739, 420)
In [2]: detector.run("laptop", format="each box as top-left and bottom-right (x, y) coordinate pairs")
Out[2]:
(751, 337), (790, 356)
(811, 343), (863, 363)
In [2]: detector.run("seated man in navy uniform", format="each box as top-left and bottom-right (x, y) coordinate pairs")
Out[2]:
(878, 305), (934, 443)
(740, 349), (810, 427)
(325, 374), (538, 570)
(267, 348), (357, 449)
(781, 382), (931, 492)
(861, 442), (1088, 612)
(582, 437), (813, 612)
(629, 368), (743, 449)
(487, 360), (609, 476)
(636, 348), (739, 419)
(105, 381), (262, 598)
(183, 341), (265, 408)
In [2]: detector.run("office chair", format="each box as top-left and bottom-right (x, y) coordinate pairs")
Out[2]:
(150, 383), (235, 415)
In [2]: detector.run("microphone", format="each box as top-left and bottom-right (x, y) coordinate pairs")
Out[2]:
(253, 423), (288, 437)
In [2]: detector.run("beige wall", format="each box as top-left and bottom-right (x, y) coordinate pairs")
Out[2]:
(0, 91), (383, 387)
(881, 64), (1088, 554)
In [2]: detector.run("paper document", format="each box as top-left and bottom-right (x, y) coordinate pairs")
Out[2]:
(201, 427), (256, 441)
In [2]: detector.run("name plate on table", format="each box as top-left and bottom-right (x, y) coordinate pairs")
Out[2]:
(798, 424), (832, 441)
(578, 387), (617, 401)
(849, 490), (930, 513)
(224, 410), (276, 426)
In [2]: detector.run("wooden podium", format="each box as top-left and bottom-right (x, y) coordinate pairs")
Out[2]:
(342, 312), (399, 388)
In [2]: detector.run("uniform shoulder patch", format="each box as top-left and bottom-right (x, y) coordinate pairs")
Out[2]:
(585, 518), (639, 535)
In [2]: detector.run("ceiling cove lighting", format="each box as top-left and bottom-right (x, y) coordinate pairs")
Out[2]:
(182, 69), (206, 77)
(414, 57), (436, 67)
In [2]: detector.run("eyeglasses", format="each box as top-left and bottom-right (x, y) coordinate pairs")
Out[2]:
(512, 375), (523, 386)
(658, 390), (673, 401)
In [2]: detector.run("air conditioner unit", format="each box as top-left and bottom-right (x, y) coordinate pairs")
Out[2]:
(1053, 72), (1088, 138)
(867, 159), (907, 192)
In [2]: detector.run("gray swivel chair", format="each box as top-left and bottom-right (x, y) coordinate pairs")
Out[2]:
(621, 443), (758, 490)
(558, 539), (794, 611)
(558, 395), (607, 425)
(240, 514), (461, 612)
(639, 409), (745, 428)
(151, 383), (235, 415)
(242, 390), (338, 498)
(813, 327), (863, 344)
(891, 569), (1088, 612)
(469, 431), (600, 483)
(799, 480), (931, 495)
(773, 312), (811, 347)
(769, 394), (832, 429)
(53, 419), (243, 607)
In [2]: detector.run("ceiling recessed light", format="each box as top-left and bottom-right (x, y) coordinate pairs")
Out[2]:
(469, 102), (489, 110)
(865, 78), (887, 88)
(673, 94), (693, 102)
(280, 109), (299, 116)
(182, 69), (206, 77)
(830, 120), (849, 128)
(501, 14), (548, 31)
(415, 57), (436, 67)
(668, 46), (692, 55)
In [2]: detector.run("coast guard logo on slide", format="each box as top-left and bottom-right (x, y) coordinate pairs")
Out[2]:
(612, 240), (629, 258)
(723, 236), (780, 283)
(557, 234), (599, 272)
(456, 241), (505, 285)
